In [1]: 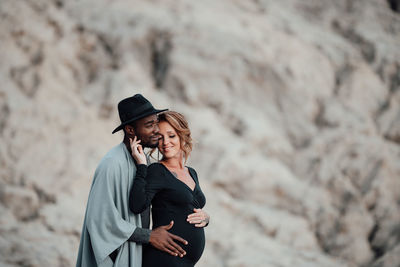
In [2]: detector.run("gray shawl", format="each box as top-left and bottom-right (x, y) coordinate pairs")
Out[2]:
(76, 143), (142, 267)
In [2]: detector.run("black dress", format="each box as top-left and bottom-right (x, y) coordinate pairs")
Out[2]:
(130, 163), (206, 267)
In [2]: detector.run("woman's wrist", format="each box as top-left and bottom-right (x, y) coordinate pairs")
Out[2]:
(136, 164), (148, 178)
(204, 215), (210, 227)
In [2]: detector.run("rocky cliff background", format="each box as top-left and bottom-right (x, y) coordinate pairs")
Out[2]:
(1, 0), (400, 266)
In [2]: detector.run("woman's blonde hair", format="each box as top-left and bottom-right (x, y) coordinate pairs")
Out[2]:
(155, 111), (193, 163)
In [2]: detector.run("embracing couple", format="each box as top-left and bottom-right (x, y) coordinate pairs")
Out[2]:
(76, 94), (210, 267)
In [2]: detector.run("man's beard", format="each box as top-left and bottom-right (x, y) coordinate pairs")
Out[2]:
(145, 142), (159, 148)
(137, 134), (159, 148)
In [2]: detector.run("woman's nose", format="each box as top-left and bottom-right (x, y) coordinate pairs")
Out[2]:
(162, 137), (170, 145)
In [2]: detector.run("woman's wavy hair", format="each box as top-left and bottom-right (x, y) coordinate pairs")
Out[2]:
(153, 111), (193, 163)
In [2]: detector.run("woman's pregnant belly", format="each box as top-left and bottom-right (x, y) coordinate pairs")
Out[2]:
(153, 209), (205, 264)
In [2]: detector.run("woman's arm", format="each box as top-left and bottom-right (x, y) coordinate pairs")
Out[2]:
(186, 167), (209, 227)
(129, 137), (164, 214)
(129, 163), (164, 214)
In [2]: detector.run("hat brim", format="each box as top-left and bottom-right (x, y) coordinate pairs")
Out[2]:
(112, 108), (168, 134)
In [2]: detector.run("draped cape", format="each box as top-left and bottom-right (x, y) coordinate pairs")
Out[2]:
(76, 143), (142, 267)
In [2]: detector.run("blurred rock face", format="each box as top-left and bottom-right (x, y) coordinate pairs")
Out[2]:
(0, 0), (399, 266)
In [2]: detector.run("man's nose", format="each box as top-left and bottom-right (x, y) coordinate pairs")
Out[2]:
(153, 123), (160, 133)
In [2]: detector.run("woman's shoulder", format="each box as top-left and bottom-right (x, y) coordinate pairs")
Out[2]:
(145, 163), (167, 182)
(186, 165), (196, 171)
(148, 162), (166, 172)
(186, 166), (198, 178)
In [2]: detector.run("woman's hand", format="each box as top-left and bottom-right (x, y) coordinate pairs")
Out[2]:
(186, 208), (210, 227)
(130, 136), (147, 165)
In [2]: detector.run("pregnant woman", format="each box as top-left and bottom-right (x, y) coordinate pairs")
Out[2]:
(129, 111), (209, 267)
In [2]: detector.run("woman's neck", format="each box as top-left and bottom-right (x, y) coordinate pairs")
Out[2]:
(161, 157), (184, 170)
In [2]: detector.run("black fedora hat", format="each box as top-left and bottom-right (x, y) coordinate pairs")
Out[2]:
(112, 94), (168, 134)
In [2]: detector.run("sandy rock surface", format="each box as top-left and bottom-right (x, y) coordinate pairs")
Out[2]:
(0, 0), (399, 266)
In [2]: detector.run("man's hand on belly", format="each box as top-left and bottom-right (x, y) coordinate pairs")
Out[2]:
(150, 220), (188, 257)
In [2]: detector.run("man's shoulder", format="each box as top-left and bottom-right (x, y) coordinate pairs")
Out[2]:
(97, 143), (134, 170)
(104, 143), (125, 157)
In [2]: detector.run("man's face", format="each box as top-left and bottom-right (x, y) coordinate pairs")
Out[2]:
(133, 114), (160, 148)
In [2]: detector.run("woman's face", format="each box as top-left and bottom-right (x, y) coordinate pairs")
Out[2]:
(158, 121), (182, 159)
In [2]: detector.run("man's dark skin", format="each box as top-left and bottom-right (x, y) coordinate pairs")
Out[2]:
(123, 114), (187, 258)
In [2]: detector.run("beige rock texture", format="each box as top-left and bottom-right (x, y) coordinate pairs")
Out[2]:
(0, 0), (399, 266)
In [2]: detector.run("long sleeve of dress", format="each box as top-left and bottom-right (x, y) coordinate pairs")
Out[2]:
(130, 163), (165, 214)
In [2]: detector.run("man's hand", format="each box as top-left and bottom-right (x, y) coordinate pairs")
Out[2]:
(149, 221), (188, 257)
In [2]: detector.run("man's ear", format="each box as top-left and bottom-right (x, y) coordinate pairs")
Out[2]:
(124, 125), (135, 136)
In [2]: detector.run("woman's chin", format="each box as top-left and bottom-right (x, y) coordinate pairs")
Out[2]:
(160, 152), (179, 160)
(162, 153), (172, 159)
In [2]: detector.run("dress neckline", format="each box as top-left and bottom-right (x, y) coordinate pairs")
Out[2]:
(159, 163), (197, 192)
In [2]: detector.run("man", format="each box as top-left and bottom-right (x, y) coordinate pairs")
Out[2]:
(76, 94), (187, 267)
